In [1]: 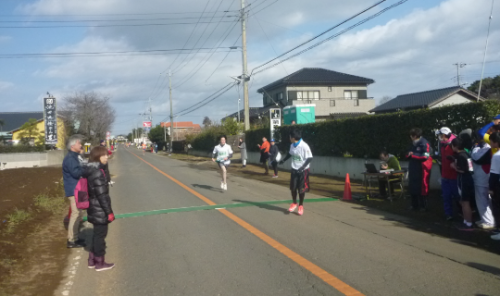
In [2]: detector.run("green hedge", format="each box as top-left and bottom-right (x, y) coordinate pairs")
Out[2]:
(0, 145), (46, 154)
(191, 126), (227, 152)
(246, 100), (500, 158)
(172, 140), (186, 153)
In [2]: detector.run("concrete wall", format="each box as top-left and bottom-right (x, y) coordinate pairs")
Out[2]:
(246, 151), (441, 190)
(0, 150), (65, 169)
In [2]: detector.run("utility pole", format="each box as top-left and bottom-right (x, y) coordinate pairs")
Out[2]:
(240, 0), (250, 131)
(148, 97), (153, 126)
(169, 70), (174, 154)
(453, 63), (466, 86)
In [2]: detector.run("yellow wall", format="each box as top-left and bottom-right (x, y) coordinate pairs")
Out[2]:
(12, 117), (66, 149)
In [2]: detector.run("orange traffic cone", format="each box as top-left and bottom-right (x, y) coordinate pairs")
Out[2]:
(343, 173), (352, 201)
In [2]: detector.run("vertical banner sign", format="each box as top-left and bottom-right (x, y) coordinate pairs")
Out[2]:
(43, 97), (58, 145)
(269, 108), (281, 141)
(106, 131), (111, 140)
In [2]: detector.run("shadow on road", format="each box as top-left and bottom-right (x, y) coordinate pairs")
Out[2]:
(232, 199), (290, 215)
(192, 184), (222, 192)
(467, 262), (500, 276)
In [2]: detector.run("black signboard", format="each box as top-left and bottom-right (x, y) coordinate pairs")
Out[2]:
(43, 97), (58, 145)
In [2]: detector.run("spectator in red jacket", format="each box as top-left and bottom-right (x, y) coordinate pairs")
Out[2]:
(438, 127), (459, 221)
(258, 137), (271, 175)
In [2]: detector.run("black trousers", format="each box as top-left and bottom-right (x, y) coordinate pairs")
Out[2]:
(492, 189), (500, 228)
(92, 223), (109, 257)
(271, 161), (278, 176)
(378, 177), (398, 196)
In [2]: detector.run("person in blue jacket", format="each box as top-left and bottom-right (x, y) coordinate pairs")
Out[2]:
(62, 135), (90, 248)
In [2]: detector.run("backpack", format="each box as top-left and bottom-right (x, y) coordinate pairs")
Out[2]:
(74, 178), (89, 210)
(74, 168), (106, 210)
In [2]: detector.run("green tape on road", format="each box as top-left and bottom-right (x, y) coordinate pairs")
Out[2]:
(82, 197), (338, 221)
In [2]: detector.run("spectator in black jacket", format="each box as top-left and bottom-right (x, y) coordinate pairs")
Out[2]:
(99, 140), (111, 184)
(269, 139), (280, 178)
(87, 146), (115, 271)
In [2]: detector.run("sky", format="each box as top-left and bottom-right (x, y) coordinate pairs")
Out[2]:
(0, 0), (499, 136)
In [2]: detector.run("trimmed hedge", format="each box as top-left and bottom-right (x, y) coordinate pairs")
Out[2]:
(190, 127), (226, 152)
(0, 145), (45, 154)
(246, 100), (500, 158)
(172, 140), (186, 153)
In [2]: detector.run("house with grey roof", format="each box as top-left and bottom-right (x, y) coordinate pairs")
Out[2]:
(0, 112), (44, 142)
(222, 68), (376, 122)
(370, 86), (483, 114)
(257, 68), (376, 120)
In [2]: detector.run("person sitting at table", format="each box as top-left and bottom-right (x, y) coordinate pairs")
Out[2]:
(378, 150), (402, 198)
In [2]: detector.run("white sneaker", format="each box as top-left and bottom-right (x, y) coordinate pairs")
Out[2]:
(223, 183), (228, 191)
(491, 233), (500, 240)
(477, 223), (495, 230)
(220, 182), (224, 189)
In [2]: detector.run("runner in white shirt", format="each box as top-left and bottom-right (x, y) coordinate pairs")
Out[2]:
(279, 129), (313, 216)
(212, 136), (233, 191)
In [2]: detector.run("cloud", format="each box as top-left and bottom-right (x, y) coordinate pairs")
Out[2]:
(0, 81), (14, 91)
(11, 0), (500, 135)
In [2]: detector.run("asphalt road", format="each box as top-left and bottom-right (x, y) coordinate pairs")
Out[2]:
(56, 145), (500, 296)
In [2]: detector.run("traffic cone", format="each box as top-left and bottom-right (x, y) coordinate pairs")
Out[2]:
(343, 173), (352, 201)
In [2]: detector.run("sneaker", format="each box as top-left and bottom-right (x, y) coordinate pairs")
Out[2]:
(223, 183), (228, 191)
(288, 203), (298, 212)
(476, 223), (495, 230)
(220, 182), (224, 189)
(491, 233), (500, 240)
(298, 206), (304, 216)
(94, 256), (115, 271)
(272, 175), (278, 178)
(457, 223), (474, 231)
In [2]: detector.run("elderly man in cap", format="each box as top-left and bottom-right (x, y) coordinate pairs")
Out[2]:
(438, 127), (459, 220)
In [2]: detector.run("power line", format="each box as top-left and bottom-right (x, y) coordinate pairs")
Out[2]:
(172, 0), (238, 88)
(166, 0), (212, 72)
(204, 34), (242, 83)
(252, 0), (409, 75)
(0, 16), (238, 23)
(172, 0), (226, 73)
(0, 47), (235, 58)
(0, 20), (236, 29)
(174, 82), (236, 116)
(0, 10), (238, 17)
(251, 0), (387, 74)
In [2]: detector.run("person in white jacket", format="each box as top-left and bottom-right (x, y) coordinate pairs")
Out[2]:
(471, 140), (495, 229)
(212, 136), (233, 191)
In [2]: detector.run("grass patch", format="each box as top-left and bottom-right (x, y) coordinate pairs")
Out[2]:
(34, 194), (66, 215)
(4, 209), (32, 234)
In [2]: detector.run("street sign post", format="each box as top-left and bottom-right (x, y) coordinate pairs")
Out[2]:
(269, 108), (281, 141)
(43, 97), (58, 145)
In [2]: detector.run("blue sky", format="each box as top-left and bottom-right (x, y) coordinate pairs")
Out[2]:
(0, 0), (499, 136)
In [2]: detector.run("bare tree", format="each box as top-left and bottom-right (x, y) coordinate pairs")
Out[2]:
(202, 116), (212, 128)
(62, 91), (116, 144)
(378, 96), (392, 106)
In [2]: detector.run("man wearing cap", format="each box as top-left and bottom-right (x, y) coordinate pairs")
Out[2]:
(269, 139), (280, 178)
(438, 127), (459, 220)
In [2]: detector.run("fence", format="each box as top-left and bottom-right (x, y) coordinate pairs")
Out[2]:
(0, 150), (65, 170)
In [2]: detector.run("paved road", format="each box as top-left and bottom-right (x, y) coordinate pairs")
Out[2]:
(57, 145), (500, 296)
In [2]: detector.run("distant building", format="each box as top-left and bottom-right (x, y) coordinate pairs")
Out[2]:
(0, 111), (66, 149)
(257, 67), (375, 121)
(161, 121), (202, 141)
(370, 86), (484, 114)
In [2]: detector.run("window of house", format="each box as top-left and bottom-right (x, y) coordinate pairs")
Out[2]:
(344, 90), (358, 100)
(328, 86), (332, 92)
(297, 92), (303, 100)
(354, 99), (359, 106)
(279, 93), (283, 100)
(295, 91), (319, 100)
(330, 100), (335, 107)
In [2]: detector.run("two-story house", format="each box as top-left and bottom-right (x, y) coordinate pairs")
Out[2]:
(256, 68), (375, 121)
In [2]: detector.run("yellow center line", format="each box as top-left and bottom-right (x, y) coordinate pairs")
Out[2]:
(126, 149), (365, 296)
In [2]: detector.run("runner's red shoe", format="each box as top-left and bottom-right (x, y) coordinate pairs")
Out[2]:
(288, 203), (298, 212)
(298, 206), (304, 216)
